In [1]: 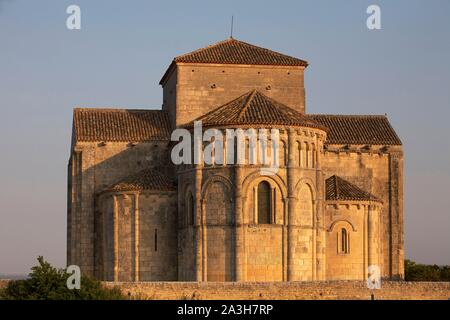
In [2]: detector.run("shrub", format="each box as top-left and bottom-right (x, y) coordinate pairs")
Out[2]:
(0, 256), (124, 300)
(405, 259), (449, 281)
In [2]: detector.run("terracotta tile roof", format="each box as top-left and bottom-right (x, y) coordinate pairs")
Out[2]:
(307, 114), (402, 145)
(326, 175), (381, 202)
(73, 108), (171, 142)
(174, 38), (308, 66)
(186, 90), (326, 130)
(107, 168), (175, 192)
(160, 38), (308, 84)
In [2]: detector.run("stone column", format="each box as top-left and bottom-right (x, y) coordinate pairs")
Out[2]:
(363, 206), (369, 280)
(68, 149), (82, 268)
(134, 193), (140, 282)
(79, 146), (96, 276)
(113, 195), (119, 282)
(389, 151), (404, 279)
(234, 165), (245, 281)
(314, 137), (324, 280)
(282, 198), (288, 281)
(193, 124), (204, 282)
(287, 129), (297, 281)
(194, 165), (203, 281)
(368, 205), (379, 269)
(201, 199), (207, 281)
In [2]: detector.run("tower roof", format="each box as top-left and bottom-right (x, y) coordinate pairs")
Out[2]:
(326, 175), (382, 202)
(185, 90), (326, 130)
(160, 38), (308, 85)
(174, 38), (308, 66)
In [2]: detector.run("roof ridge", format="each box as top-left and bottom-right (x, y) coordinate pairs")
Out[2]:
(258, 90), (303, 115)
(74, 108), (164, 113)
(174, 38), (235, 61)
(308, 114), (388, 118)
(230, 38), (309, 66)
(238, 89), (257, 120)
(193, 91), (251, 124)
(173, 38), (308, 66)
(326, 175), (381, 202)
(334, 175), (339, 199)
(185, 90), (327, 130)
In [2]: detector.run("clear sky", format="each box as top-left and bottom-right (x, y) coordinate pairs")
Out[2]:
(0, 0), (449, 274)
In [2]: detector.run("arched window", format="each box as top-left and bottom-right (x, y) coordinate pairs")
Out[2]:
(257, 181), (271, 224)
(340, 228), (350, 254)
(186, 192), (194, 226)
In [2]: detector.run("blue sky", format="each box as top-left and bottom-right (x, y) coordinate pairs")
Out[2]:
(1, 0), (449, 274)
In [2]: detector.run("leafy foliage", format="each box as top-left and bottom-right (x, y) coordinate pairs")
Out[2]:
(0, 256), (124, 300)
(405, 259), (450, 281)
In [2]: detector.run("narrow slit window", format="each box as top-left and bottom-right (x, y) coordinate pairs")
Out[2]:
(186, 192), (194, 226)
(154, 228), (158, 252)
(257, 181), (271, 224)
(340, 228), (350, 254)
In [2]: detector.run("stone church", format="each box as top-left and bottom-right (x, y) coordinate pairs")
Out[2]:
(67, 38), (404, 282)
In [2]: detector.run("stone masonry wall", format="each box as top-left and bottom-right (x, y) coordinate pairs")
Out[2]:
(2, 279), (450, 300)
(138, 191), (178, 281)
(321, 146), (404, 279)
(164, 64), (306, 126)
(106, 281), (450, 300)
(68, 141), (171, 276)
(96, 190), (178, 281)
(325, 204), (367, 280)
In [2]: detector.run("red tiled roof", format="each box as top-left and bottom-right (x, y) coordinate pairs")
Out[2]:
(107, 168), (175, 192)
(307, 114), (402, 145)
(326, 175), (381, 202)
(175, 38), (308, 66)
(160, 38), (308, 85)
(72, 109), (402, 146)
(186, 90), (326, 130)
(73, 108), (171, 142)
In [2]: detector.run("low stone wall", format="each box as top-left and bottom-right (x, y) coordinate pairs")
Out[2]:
(2, 279), (449, 300)
(105, 281), (450, 300)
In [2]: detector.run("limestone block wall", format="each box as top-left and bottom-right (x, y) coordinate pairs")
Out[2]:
(290, 181), (316, 281)
(138, 191), (178, 281)
(162, 64), (306, 126)
(68, 140), (172, 276)
(96, 190), (178, 282)
(204, 180), (234, 281)
(325, 203), (377, 280)
(96, 195), (115, 280)
(321, 146), (404, 279)
(177, 169), (201, 281)
(106, 281), (450, 300)
(174, 126), (327, 282)
(116, 195), (134, 281)
(177, 227), (196, 281)
(246, 225), (284, 281)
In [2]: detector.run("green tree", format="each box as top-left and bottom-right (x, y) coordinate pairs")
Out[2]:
(440, 266), (450, 281)
(405, 259), (449, 281)
(0, 256), (124, 300)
